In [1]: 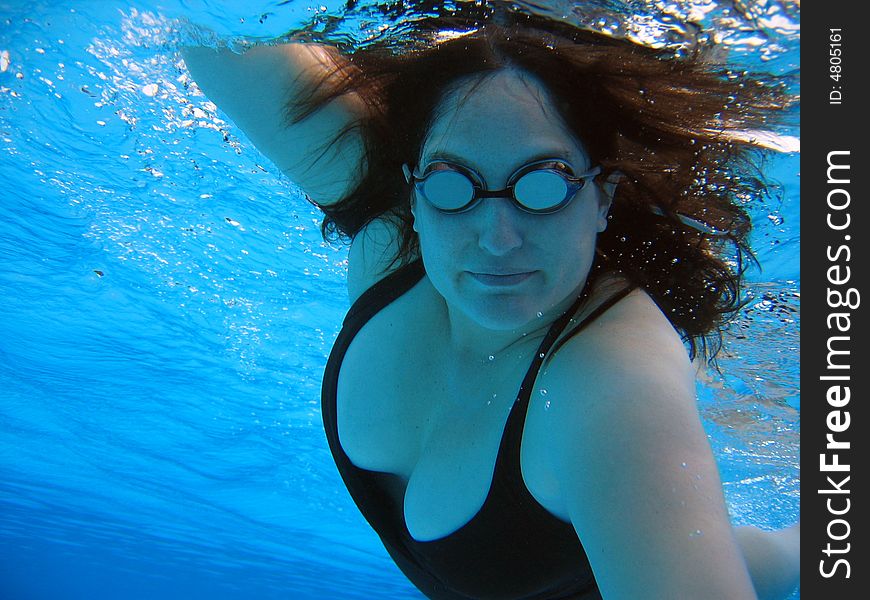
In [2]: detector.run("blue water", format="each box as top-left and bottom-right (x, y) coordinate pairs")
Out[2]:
(0, 1), (799, 599)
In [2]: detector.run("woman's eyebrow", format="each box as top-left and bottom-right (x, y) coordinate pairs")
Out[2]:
(420, 149), (580, 167)
(420, 149), (471, 165)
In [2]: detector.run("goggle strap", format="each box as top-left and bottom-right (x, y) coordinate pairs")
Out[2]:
(650, 206), (730, 236)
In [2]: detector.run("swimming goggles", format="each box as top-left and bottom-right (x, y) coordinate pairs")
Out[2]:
(402, 159), (602, 214)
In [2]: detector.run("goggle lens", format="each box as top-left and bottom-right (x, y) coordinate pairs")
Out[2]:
(513, 170), (570, 211)
(420, 170), (475, 211)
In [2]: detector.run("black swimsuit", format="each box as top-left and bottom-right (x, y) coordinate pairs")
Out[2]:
(322, 260), (634, 600)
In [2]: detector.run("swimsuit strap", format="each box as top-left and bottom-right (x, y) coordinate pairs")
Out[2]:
(515, 294), (590, 406)
(499, 284), (637, 473)
(343, 259), (425, 327)
(546, 284), (638, 360)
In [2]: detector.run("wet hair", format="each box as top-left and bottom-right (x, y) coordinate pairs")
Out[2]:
(287, 11), (790, 361)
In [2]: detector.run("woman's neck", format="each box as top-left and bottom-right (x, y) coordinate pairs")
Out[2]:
(441, 290), (583, 364)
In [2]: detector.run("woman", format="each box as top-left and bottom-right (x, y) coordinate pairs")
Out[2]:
(183, 10), (799, 600)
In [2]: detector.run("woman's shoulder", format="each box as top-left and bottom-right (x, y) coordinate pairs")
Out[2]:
(347, 216), (417, 302)
(535, 281), (698, 447)
(557, 279), (691, 371)
(528, 286), (756, 598)
(526, 281), (707, 522)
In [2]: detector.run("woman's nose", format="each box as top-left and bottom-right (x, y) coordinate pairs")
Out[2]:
(475, 198), (524, 256)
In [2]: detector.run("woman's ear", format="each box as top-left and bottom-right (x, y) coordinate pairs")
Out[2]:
(410, 198), (419, 233)
(404, 163), (420, 232)
(596, 170), (622, 232)
(602, 170), (622, 201)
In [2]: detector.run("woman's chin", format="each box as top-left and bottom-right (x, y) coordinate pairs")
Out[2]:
(461, 300), (548, 333)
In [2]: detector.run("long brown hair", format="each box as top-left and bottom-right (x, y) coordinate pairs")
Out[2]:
(288, 11), (790, 361)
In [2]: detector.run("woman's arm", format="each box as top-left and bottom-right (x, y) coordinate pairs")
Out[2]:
(537, 291), (797, 599)
(181, 43), (366, 205)
(183, 42), (409, 298)
(736, 524), (800, 600)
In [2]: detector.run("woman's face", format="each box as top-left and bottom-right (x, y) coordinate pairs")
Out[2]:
(412, 69), (612, 332)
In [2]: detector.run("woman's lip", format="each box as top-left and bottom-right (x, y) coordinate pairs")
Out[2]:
(468, 271), (535, 286)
